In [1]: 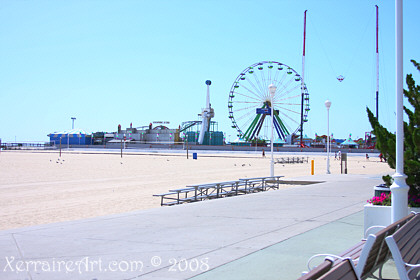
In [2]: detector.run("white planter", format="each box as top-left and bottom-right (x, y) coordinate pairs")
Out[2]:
(364, 204), (420, 233)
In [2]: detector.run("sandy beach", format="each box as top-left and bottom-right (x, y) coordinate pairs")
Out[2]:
(0, 149), (393, 230)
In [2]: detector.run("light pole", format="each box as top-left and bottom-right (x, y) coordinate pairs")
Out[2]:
(325, 100), (332, 174)
(68, 117), (76, 149)
(71, 117), (76, 129)
(268, 84), (277, 177)
(391, 0), (409, 223)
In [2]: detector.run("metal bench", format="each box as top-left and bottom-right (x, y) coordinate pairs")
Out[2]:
(153, 192), (179, 206)
(154, 176), (285, 206)
(385, 213), (420, 280)
(239, 178), (266, 193)
(153, 187), (197, 206)
(275, 157), (308, 164)
(239, 176), (284, 193)
(186, 181), (241, 201)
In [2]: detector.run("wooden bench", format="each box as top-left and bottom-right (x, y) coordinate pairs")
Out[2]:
(385, 213), (420, 280)
(297, 259), (333, 280)
(355, 212), (417, 279)
(318, 258), (359, 280)
(299, 258), (359, 280)
(303, 212), (417, 279)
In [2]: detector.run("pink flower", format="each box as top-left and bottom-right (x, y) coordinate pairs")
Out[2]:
(367, 193), (391, 206)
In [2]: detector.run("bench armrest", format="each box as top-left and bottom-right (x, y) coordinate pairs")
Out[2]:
(364, 225), (386, 239)
(306, 254), (345, 271)
(406, 263), (420, 272)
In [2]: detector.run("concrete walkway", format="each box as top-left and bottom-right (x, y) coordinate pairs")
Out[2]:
(0, 173), (391, 280)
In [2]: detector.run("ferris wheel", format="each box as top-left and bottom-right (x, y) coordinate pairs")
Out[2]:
(228, 61), (310, 142)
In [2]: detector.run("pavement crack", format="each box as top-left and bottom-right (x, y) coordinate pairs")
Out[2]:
(11, 233), (33, 280)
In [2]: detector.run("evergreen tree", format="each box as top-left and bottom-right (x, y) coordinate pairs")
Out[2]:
(367, 59), (420, 199)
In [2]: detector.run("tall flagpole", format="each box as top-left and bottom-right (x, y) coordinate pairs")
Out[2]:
(300, 10), (307, 148)
(391, 0), (409, 223)
(376, 5), (379, 120)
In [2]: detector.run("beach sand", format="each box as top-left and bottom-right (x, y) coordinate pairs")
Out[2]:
(0, 149), (393, 230)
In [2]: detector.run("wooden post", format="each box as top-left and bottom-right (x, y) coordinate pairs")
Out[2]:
(311, 160), (314, 175)
(121, 139), (123, 158)
(59, 137), (62, 157)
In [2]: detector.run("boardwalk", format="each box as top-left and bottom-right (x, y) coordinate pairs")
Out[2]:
(0, 173), (390, 280)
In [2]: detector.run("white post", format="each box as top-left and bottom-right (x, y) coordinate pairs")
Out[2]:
(325, 100), (332, 174)
(376, 5), (380, 120)
(269, 84), (277, 177)
(391, 0), (409, 223)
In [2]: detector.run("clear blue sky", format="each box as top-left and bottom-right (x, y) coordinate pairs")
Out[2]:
(1, 0), (419, 143)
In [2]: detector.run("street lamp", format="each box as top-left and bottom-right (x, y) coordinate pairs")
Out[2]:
(325, 100), (332, 174)
(71, 117), (76, 129)
(268, 84), (277, 177)
(69, 117), (76, 149)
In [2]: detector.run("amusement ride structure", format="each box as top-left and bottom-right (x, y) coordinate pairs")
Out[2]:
(228, 61), (310, 143)
(178, 80), (224, 146)
(198, 80), (214, 144)
(228, 11), (310, 145)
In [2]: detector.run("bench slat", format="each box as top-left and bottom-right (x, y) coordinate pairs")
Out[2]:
(391, 214), (420, 265)
(384, 213), (419, 280)
(303, 213), (417, 280)
(153, 192), (178, 197)
(361, 213), (416, 277)
(297, 260), (333, 280)
(319, 259), (359, 280)
(162, 201), (179, 206)
(339, 241), (365, 261)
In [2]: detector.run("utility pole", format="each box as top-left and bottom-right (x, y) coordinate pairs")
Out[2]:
(300, 10), (307, 148)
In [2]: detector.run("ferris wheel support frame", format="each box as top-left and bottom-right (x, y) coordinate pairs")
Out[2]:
(243, 104), (289, 141)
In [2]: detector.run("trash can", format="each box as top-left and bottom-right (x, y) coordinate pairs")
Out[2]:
(193, 153), (197, 160)
(374, 184), (390, 197)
